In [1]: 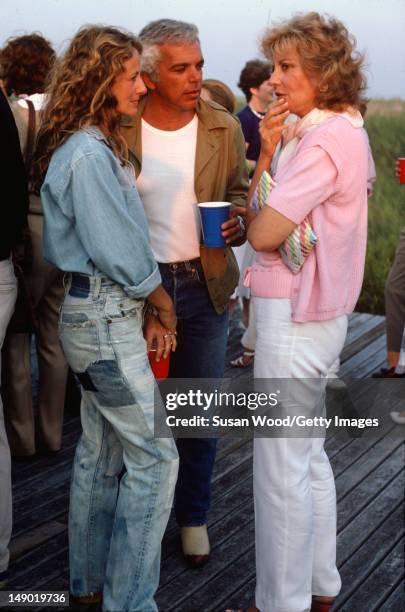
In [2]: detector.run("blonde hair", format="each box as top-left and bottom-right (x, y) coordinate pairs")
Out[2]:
(34, 25), (141, 189)
(261, 12), (367, 111)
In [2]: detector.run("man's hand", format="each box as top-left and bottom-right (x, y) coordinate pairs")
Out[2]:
(144, 314), (177, 362)
(221, 206), (246, 245)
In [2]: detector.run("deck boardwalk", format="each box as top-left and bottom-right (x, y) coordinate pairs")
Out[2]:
(4, 312), (404, 611)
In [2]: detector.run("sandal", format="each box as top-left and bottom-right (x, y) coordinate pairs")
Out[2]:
(311, 596), (335, 612)
(230, 350), (255, 368)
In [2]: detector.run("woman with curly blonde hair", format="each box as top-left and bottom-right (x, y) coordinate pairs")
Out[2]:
(36, 25), (179, 611)
(243, 13), (370, 612)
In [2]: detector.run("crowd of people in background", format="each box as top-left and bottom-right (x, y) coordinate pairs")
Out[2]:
(0, 9), (401, 612)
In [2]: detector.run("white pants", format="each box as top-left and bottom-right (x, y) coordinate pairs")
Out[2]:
(252, 298), (347, 612)
(0, 258), (17, 572)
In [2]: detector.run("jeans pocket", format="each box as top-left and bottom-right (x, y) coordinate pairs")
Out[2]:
(59, 310), (101, 373)
(104, 295), (143, 323)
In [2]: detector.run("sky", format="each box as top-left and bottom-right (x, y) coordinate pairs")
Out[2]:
(2, 0), (405, 99)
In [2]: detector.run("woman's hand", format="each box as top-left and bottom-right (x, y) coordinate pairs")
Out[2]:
(259, 98), (290, 159)
(146, 285), (177, 331)
(144, 313), (177, 361)
(156, 302), (177, 332)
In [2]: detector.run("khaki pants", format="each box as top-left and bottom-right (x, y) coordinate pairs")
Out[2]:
(2, 214), (68, 455)
(0, 258), (17, 571)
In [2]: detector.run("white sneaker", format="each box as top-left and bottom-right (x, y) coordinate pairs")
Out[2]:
(390, 411), (405, 425)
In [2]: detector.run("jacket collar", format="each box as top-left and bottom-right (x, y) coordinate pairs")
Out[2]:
(120, 95), (230, 130)
(82, 125), (110, 145)
(120, 96), (230, 177)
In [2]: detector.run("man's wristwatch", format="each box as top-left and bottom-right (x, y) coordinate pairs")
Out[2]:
(237, 215), (246, 237)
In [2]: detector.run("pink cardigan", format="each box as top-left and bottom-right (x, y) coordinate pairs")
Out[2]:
(245, 115), (369, 322)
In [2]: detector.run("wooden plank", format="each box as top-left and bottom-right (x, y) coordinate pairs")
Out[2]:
(337, 445), (404, 534)
(215, 436), (251, 461)
(10, 521), (66, 562)
(339, 334), (387, 378)
(377, 580), (405, 611)
(11, 424), (80, 485)
(211, 575), (256, 612)
(341, 319), (385, 363)
(337, 471), (404, 565)
(331, 425), (397, 479)
(12, 488), (69, 537)
(12, 459), (73, 504)
(336, 506), (405, 610)
(344, 313), (383, 344)
(7, 531), (68, 590)
(165, 445), (253, 536)
(336, 534), (404, 611)
(334, 436), (403, 499)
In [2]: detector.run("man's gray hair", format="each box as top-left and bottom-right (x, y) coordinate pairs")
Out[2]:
(139, 19), (200, 81)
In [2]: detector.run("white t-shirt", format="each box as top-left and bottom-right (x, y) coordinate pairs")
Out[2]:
(136, 115), (201, 263)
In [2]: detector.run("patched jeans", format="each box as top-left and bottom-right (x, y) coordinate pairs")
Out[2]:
(59, 274), (178, 612)
(159, 259), (228, 526)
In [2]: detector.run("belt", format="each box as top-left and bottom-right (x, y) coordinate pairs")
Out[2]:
(158, 258), (201, 273)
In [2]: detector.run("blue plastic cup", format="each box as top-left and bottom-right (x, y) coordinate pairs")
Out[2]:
(198, 202), (231, 247)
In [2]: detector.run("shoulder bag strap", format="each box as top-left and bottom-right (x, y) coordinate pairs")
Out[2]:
(23, 99), (36, 174)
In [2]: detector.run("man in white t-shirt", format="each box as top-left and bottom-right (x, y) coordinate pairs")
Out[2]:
(121, 19), (248, 568)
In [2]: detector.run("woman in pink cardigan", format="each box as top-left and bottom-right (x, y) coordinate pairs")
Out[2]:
(245, 13), (369, 612)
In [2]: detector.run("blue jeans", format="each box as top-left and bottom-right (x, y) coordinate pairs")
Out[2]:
(59, 274), (178, 612)
(159, 259), (228, 526)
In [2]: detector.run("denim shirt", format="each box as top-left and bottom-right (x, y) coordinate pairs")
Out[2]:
(41, 126), (161, 299)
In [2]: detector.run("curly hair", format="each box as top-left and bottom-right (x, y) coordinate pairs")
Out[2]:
(237, 59), (272, 102)
(261, 12), (367, 111)
(202, 79), (235, 113)
(33, 25), (142, 190)
(0, 33), (55, 96)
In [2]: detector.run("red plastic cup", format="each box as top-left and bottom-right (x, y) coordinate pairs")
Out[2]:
(148, 349), (171, 379)
(398, 158), (405, 184)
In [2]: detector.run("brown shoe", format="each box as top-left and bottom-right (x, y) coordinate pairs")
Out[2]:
(70, 592), (102, 609)
(184, 553), (210, 568)
(371, 366), (396, 378)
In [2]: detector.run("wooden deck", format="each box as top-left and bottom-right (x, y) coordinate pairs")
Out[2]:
(6, 311), (405, 611)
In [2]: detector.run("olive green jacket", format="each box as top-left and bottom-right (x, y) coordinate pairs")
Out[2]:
(121, 97), (249, 314)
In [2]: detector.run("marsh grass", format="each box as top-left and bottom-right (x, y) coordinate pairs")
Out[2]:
(359, 110), (405, 313)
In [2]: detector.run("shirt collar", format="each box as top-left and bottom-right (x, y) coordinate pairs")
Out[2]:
(82, 125), (110, 144)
